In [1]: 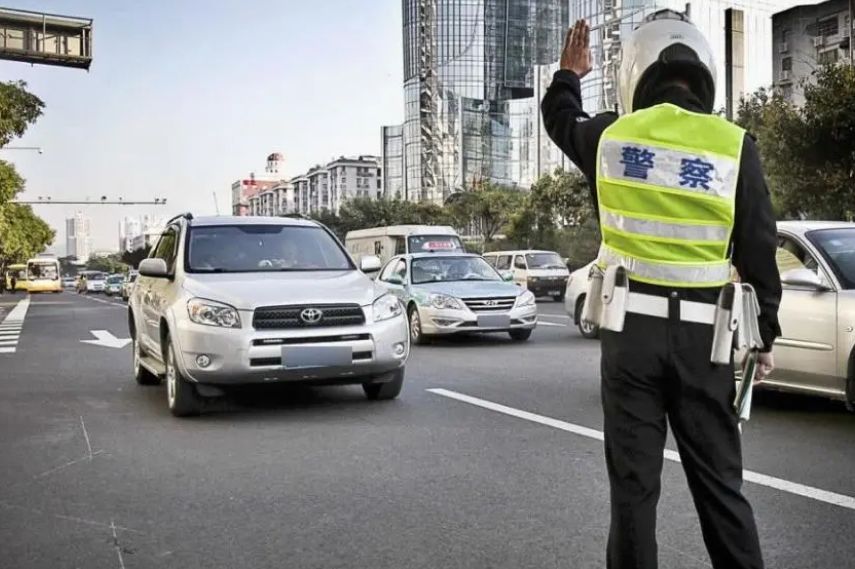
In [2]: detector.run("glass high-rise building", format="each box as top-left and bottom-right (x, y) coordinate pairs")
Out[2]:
(383, 0), (570, 203)
(570, 0), (807, 116)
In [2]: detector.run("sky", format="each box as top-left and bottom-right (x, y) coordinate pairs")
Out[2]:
(3, 0), (404, 252)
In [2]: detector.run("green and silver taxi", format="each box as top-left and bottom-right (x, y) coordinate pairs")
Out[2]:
(376, 252), (538, 344)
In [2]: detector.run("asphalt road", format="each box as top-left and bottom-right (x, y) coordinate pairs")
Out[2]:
(0, 291), (853, 569)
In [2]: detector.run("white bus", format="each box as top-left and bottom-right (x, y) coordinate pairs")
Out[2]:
(26, 256), (62, 293)
(345, 225), (464, 267)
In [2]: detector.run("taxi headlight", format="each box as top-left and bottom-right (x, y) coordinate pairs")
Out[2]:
(515, 290), (536, 307)
(187, 298), (241, 328)
(428, 293), (464, 310)
(373, 293), (403, 322)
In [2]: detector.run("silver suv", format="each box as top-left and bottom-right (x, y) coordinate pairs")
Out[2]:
(128, 214), (409, 416)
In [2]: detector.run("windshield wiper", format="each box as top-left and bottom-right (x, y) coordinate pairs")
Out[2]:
(192, 267), (229, 273)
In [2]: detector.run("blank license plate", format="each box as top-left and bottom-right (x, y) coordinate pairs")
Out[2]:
(282, 346), (352, 368)
(477, 314), (511, 328)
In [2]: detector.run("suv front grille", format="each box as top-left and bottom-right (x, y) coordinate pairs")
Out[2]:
(253, 304), (365, 329)
(463, 297), (516, 312)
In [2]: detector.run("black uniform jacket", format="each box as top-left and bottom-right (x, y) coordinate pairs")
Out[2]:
(541, 70), (782, 350)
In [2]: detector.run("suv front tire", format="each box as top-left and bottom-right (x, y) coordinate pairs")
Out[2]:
(165, 337), (203, 417)
(363, 369), (404, 400)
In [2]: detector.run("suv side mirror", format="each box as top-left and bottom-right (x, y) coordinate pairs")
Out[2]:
(139, 258), (169, 278)
(360, 255), (382, 273)
(781, 268), (829, 290)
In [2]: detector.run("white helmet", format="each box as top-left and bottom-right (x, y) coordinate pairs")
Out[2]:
(617, 9), (717, 114)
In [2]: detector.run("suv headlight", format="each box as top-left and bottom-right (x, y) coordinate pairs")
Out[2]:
(515, 290), (536, 307)
(187, 298), (241, 328)
(427, 293), (464, 310)
(373, 293), (403, 322)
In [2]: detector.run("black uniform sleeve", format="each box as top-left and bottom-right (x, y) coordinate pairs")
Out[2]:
(541, 69), (617, 210)
(731, 135), (782, 352)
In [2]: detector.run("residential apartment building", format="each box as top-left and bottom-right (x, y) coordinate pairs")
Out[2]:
(247, 155), (383, 216)
(230, 152), (286, 215)
(65, 211), (91, 262)
(773, 0), (853, 105)
(118, 216), (142, 252)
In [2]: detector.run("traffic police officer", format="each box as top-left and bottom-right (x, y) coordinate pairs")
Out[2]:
(542, 10), (782, 569)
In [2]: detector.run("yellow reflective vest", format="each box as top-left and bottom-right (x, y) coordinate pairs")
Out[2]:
(595, 103), (746, 288)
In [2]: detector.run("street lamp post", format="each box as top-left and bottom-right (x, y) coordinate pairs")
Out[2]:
(0, 146), (43, 154)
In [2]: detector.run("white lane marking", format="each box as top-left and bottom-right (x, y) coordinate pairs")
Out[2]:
(81, 330), (131, 349)
(428, 388), (855, 512)
(0, 297), (30, 354)
(82, 296), (125, 309)
(538, 322), (567, 328)
(539, 314), (571, 320)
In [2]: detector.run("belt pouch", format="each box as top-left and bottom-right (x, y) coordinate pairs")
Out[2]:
(599, 265), (629, 333)
(581, 265), (604, 328)
(711, 283), (741, 365)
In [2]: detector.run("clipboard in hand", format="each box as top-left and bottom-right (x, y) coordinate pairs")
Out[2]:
(735, 349), (758, 424)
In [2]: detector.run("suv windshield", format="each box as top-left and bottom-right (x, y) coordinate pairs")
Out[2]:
(411, 256), (501, 284)
(526, 252), (565, 269)
(188, 225), (353, 273)
(807, 228), (855, 289)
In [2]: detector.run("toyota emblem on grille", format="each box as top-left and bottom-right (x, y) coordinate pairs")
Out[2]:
(300, 308), (323, 324)
(485, 299), (498, 307)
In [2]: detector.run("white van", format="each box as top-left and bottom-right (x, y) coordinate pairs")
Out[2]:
(483, 250), (570, 301)
(345, 225), (464, 267)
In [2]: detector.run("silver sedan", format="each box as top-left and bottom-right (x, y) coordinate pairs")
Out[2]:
(376, 253), (538, 344)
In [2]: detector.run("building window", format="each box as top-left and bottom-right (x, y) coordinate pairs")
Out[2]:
(816, 17), (839, 38)
(818, 49), (839, 65)
(782, 57), (792, 71)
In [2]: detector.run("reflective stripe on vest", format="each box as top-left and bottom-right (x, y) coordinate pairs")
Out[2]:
(598, 244), (733, 286)
(595, 103), (745, 287)
(600, 210), (730, 242)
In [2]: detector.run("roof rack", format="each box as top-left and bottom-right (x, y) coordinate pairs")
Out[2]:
(165, 212), (194, 225)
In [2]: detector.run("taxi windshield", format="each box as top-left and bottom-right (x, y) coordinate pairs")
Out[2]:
(411, 256), (501, 284)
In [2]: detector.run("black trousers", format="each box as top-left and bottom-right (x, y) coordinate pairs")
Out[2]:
(600, 310), (763, 569)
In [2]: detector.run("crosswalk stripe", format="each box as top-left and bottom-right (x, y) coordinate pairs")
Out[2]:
(0, 297), (30, 355)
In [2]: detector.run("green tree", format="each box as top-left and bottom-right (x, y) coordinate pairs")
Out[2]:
(736, 64), (855, 220)
(447, 182), (523, 245)
(120, 246), (151, 269)
(0, 81), (54, 268)
(87, 253), (127, 274)
(0, 203), (55, 264)
(0, 81), (44, 147)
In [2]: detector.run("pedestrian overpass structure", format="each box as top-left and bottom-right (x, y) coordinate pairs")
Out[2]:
(0, 7), (92, 70)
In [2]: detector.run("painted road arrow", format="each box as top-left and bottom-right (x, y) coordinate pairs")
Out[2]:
(81, 330), (131, 349)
